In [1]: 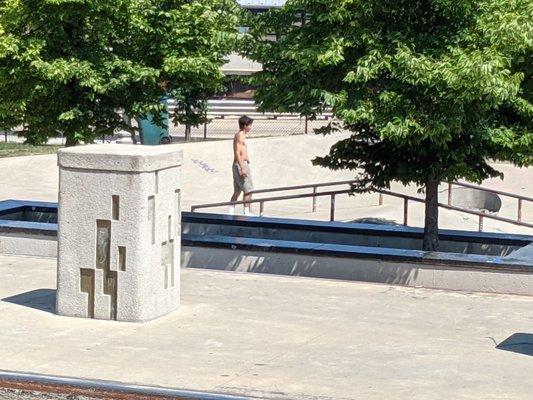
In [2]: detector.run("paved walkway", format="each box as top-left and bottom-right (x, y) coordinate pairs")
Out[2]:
(1, 255), (532, 399)
(0, 134), (532, 234)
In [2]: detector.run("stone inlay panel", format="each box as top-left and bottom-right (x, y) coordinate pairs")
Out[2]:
(112, 195), (120, 221)
(148, 195), (155, 245)
(161, 240), (174, 289)
(91, 219), (118, 320)
(174, 189), (181, 230)
(118, 246), (126, 271)
(80, 268), (95, 318)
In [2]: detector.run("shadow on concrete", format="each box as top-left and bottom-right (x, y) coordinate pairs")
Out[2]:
(496, 333), (533, 357)
(344, 217), (401, 226)
(184, 250), (422, 286)
(2, 289), (56, 314)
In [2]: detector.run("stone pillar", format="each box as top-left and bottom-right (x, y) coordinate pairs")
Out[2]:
(56, 144), (183, 322)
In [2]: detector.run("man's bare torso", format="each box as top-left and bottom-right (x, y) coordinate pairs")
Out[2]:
(233, 130), (249, 164)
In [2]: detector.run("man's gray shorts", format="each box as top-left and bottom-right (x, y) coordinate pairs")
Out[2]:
(233, 162), (254, 194)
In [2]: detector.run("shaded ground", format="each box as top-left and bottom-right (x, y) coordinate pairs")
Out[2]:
(0, 143), (61, 158)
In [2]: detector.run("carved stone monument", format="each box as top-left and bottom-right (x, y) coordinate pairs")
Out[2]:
(56, 144), (182, 322)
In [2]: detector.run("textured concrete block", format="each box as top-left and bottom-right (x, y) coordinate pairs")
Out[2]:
(57, 144), (183, 322)
(182, 247), (436, 288)
(0, 233), (57, 258)
(432, 267), (531, 296)
(182, 246), (531, 295)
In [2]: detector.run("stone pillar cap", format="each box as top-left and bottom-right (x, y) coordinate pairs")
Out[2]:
(58, 144), (183, 173)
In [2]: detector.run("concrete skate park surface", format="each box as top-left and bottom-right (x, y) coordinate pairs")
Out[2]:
(0, 133), (532, 234)
(1, 135), (533, 399)
(1, 254), (533, 400)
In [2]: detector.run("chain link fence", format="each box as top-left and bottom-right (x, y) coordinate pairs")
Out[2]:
(2, 98), (345, 144)
(168, 116), (339, 140)
(2, 117), (341, 145)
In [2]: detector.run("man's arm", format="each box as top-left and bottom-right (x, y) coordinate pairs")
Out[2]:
(234, 132), (248, 176)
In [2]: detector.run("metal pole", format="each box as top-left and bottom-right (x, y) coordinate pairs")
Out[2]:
(203, 122), (207, 140)
(378, 193), (383, 206)
(330, 194), (335, 221)
(518, 198), (522, 222)
(312, 186), (317, 212)
(479, 215), (484, 232)
(403, 198), (408, 226)
(304, 116), (308, 135)
(259, 201), (264, 217)
(448, 182), (452, 205)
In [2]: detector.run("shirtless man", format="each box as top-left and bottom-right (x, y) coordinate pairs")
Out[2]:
(229, 116), (254, 216)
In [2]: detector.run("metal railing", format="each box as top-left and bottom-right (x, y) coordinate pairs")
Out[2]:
(191, 179), (533, 232)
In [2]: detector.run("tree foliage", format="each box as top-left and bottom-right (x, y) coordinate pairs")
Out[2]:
(0, 0), (240, 144)
(246, 0), (532, 250)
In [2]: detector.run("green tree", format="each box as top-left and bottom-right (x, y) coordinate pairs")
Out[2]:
(0, 0), (239, 145)
(246, 0), (532, 250)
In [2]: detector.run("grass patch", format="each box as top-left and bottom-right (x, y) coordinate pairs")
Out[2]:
(0, 142), (61, 158)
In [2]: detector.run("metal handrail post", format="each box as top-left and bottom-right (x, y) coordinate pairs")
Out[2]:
(448, 182), (452, 205)
(203, 122), (207, 139)
(378, 193), (383, 206)
(312, 186), (317, 212)
(518, 198), (522, 222)
(259, 201), (265, 217)
(330, 194), (335, 221)
(403, 198), (409, 226)
(479, 214), (484, 232)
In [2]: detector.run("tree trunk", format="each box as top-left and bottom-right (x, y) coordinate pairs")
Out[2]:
(423, 177), (439, 251)
(185, 125), (192, 141)
(65, 136), (77, 147)
(123, 114), (137, 144)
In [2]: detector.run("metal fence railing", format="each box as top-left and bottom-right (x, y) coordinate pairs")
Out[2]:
(167, 99), (337, 139)
(2, 99), (339, 143)
(3, 118), (338, 144)
(168, 116), (337, 139)
(191, 179), (533, 232)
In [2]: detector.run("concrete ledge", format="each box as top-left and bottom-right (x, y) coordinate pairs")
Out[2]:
(183, 212), (533, 250)
(0, 200), (58, 257)
(2, 201), (531, 295)
(182, 234), (533, 272)
(0, 232), (57, 258)
(182, 235), (533, 295)
(57, 144), (183, 173)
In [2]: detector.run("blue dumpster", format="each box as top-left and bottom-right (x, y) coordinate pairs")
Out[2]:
(137, 99), (172, 145)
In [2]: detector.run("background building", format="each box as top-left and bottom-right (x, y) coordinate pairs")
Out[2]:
(220, 0), (286, 97)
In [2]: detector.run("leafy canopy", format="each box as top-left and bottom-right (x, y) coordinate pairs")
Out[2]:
(0, 0), (240, 144)
(246, 0), (532, 188)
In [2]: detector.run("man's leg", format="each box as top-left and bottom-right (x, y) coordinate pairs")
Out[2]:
(228, 190), (241, 215)
(230, 191), (241, 202)
(243, 192), (253, 216)
(242, 167), (255, 216)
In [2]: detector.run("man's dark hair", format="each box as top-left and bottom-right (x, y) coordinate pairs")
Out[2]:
(239, 115), (254, 130)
